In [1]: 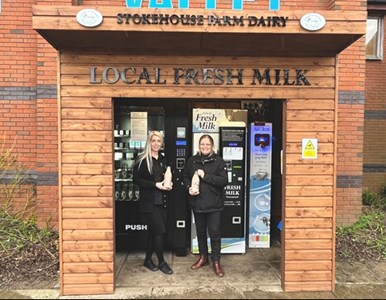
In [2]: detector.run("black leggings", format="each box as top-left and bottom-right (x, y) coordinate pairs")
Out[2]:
(194, 210), (222, 261)
(143, 205), (167, 264)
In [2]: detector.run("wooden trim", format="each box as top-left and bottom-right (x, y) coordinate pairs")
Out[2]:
(331, 55), (339, 291)
(58, 52), (64, 296)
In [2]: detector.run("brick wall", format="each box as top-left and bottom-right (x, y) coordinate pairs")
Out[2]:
(0, 0), (367, 229)
(364, 15), (386, 193)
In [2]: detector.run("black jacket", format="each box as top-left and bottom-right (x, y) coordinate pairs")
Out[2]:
(183, 153), (227, 213)
(133, 154), (169, 213)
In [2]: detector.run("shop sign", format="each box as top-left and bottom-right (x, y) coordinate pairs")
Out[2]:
(300, 13), (326, 31)
(89, 66), (311, 86)
(125, 0), (280, 11)
(117, 13), (288, 27)
(76, 9), (103, 27)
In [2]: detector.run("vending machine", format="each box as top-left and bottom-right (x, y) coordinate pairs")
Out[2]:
(114, 99), (191, 255)
(191, 108), (248, 254)
(114, 105), (164, 250)
(248, 122), (272, 248)
(219, 126), (247, 251)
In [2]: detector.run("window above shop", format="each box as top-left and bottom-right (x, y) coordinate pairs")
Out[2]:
(366, 15), (384, 60)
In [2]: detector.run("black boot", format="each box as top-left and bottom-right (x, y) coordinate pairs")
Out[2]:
(143, 259), (158, 272)
(158, 261), (173, 275)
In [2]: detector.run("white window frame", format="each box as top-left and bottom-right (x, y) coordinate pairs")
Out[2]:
(366, 15), (384, 60)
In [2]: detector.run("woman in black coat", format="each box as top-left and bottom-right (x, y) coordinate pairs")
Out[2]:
(133, 130), (173, 275)
(183, 134), (228, 277)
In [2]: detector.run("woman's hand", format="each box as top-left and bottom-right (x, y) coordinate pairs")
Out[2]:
(156, 181), (172, 191)
(189, 186), (199, 195)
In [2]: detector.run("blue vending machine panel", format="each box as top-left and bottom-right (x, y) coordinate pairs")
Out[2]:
(248, 123), (272, 248)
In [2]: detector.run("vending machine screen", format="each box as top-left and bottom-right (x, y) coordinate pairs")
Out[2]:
(254, 134), (270, 148)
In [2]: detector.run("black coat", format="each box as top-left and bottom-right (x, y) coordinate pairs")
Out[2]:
(133, 154), (169, 213)
(183, 153), (228, 213)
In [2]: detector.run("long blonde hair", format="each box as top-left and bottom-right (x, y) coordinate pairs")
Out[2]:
(136, 131), (164, 174)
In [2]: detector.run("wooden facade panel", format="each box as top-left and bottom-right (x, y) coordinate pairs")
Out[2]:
(61, 97), (112, 108)
(62, 120), (112, 131)
(286, 153), (334, 164)
(63, 229), (114, 241)
(62, 241), (114, 251)
(60, 86), (335, 99)
(60, 54), (336, 67)
(285, 218), (332, 228)
(62, 142), (112, 153)
(285, 261), (332, 271)
(56, 52), (339, 295)
(62, 175), (112, 186)
(62, 219), (113, 229)
(286, 143), (334, 154)
(286, 132), (334, 143)
(285, 164), (333, 175)
(286, 121), (334, 132)
(33, 14), (357, 33)
(62, 131), (112, 142)
(61, 65), (335, 77)
(62, 164), (112, 175)
(285, 271), (332, 282)
(287, 110), (334, 121)
(285, 250), (332, 260)
(285, 207), (333, 218)
(285, 239), (332, 250)
(35, 14), (364, 34)
(63, 262), (114, 273)
(286, 197), (333, 207)
(63, 273), (114, 285)
(286, 175), (333, 186)
(285, 228), (333, 239)
(286, 99), (334, 110)
(62, 108), (112, 120)
(62, 251), (114, 263)
(62, 153), (113, 164)
(62, 197), (113, 208)
(60, 75), (335, 88)
(62, 284), (114, 295)
(284, 281), (332, 292)
(62, 208), (113, 219)
(286, 186), (333, 196)
(62, 186), (112, 197)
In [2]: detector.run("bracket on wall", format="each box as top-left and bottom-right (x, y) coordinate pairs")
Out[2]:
(72, 0), (83, 5)
(241, 101), (266, 112)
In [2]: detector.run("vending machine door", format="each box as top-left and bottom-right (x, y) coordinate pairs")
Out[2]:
(190, 108), (247, 254)
(114, 104), (166, 251)
(248, 122), (272, 248)
(219, 126), (246, 239)
(114, 99), (191, 255)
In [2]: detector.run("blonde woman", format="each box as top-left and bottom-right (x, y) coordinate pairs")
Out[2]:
(133, 131), (173, 275)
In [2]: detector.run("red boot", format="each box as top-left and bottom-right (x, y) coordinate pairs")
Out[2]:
(191, 255), (209, 270)
(212, 260), (224, 277)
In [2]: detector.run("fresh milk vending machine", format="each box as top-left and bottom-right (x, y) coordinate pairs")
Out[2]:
(114, 99), (190, 256)
(248, 122), (273, 248)
(191, 108), (248, 254)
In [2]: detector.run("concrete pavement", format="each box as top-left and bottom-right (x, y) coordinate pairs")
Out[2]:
(1, 244), (386, 299)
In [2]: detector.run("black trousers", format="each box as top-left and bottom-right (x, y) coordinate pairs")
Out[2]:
(193, 210), (222, 261)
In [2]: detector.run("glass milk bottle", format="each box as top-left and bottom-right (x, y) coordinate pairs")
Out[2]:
(191, 170), (200, 194)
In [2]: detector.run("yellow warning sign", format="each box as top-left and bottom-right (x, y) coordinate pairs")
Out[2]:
(302, 138), (318, 159)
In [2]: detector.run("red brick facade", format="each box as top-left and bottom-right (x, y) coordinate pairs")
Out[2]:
(0, 0), (370, 229)
(364, 14), (386, 193)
